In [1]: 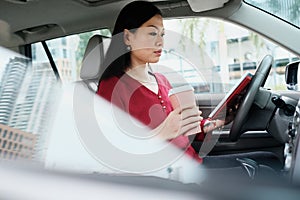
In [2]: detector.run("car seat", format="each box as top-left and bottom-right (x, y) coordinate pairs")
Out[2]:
(80, 34), (111, 92)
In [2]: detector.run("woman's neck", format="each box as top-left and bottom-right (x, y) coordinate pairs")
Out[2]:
(126, 64), (151, 82)
(126, 63), (158, 94)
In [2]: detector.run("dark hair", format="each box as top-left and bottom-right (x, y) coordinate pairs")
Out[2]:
(99, 1), (162, 81)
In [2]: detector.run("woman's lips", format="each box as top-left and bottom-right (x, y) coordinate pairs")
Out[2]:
(154, 49), (162, 56)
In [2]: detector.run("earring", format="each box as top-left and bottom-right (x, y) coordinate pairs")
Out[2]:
(126, 45), (131, 51)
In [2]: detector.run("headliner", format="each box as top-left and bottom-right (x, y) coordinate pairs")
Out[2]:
(0, 0), (237, 47)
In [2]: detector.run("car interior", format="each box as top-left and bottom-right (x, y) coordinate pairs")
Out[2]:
(0, 0), (300, 198)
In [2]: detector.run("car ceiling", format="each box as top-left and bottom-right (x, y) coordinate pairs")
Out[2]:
(0, 0), (239, 48)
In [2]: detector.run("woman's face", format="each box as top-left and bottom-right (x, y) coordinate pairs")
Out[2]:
(124, 14), (165, 66)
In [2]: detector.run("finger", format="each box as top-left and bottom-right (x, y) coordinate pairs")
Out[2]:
(217, 119), (225, 126)
(171, 106), (182, 115)
(181, 108), (201, 120)
(183, 126), (201, 136)
(179, 122), (200, 136)
(181, 115), (202, 127)
(181, 105), (198, 112)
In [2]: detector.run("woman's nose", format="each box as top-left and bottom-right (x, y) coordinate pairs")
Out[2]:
(156, 36), (163, 47)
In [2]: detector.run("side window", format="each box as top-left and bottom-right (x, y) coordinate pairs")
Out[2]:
(44, 29), (111, 83)
(0, 46), (60, 161)
(159, 18), (299, 93)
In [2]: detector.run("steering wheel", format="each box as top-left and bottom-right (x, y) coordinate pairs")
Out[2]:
(229, 55), (273, 141)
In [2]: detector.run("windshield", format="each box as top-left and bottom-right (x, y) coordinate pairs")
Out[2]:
(245, 0), (300, 28)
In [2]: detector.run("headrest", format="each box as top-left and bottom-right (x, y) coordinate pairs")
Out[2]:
(80, 35), (110, 80)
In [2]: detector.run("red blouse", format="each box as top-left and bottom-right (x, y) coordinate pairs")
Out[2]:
(97, 72), (202, 163)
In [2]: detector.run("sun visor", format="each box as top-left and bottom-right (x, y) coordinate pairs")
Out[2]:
(187, 0), (230, 12)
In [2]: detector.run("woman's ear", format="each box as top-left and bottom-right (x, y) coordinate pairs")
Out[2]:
(123, 29), (132, 46)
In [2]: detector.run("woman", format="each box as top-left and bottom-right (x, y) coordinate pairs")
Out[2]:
(97, 1), (223, 163)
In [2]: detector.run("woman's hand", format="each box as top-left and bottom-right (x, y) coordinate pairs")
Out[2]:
(200, 101), (240, 133)
(154, 106), (203, 140)
(202, 119), (225, 133)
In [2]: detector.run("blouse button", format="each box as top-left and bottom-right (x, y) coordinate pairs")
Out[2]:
(162, 105), (166, 109)
(160, 100), (164, 104)
(158, 95), (162, 99)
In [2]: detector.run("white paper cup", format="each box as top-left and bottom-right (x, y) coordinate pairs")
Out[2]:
(169, 85), (200, 136)
(168, 85), (196, 109)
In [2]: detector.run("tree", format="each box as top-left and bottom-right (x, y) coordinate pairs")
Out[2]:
(179, 18), (210, 51)
(179, 18), (230, 84)
(247, 0), (300, 26)
(76, 29), (111, 64)
(75, 29), (111, 76)
(289, 0), (300, 25)
(249, 32), (266, 60)
(76, 32), (94, 64)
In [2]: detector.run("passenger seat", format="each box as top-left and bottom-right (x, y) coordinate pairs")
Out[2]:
(80, 35), (111, 92)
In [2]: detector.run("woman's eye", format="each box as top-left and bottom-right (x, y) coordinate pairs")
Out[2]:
(149, 32), (158, 36)
(161, 33), (165, 37)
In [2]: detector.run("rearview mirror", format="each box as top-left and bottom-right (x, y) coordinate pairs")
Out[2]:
(285, 61), (300, 91)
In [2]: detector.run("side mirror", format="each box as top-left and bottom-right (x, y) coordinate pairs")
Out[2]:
(285, 61), (300, 91)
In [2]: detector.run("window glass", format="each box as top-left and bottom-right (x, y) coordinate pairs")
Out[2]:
(44, 29), (111, 83)
(245, 0), (300, 28)
(160, 17), (299, 93)
(0, 46), (60, 161)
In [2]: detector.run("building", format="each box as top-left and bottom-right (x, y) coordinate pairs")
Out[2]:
(0, 53), (60, 161)
(0, 57), (28, 125)
(0, 35), (78, 161)
(32, 35), (79, 83)
(0, 124), (36, 160)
